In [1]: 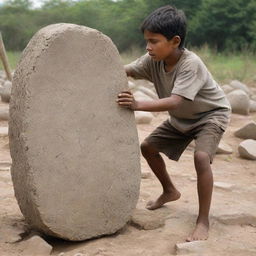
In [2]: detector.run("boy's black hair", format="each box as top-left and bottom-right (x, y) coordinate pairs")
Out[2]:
(141, 5), (187, 48)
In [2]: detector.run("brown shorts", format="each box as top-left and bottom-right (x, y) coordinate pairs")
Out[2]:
(144, 120), (224, 163)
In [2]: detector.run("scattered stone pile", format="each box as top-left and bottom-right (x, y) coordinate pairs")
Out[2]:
(223, 80), (256, 115)
(221, 81), (256, 161)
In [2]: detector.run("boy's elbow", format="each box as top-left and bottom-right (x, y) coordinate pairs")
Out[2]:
(169, 94), (183, 110)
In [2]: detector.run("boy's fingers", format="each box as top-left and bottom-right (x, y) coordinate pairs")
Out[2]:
(116, 97), (133, 102)
(118, 93), (133, 98)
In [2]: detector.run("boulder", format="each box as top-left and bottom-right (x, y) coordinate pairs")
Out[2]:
(9, 24), (141, 241)
(230, 80), (251, 95)
(227, 89), (250, 115)
(238, 139), (256, 160)
(234, 121), (256, 140)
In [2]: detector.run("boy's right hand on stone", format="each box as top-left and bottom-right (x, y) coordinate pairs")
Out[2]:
(116, 91), (138, 110)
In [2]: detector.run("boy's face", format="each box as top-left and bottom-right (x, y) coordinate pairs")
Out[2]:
(144, 30), (180, 61)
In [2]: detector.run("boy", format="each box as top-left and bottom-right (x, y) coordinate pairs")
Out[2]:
(116, 5), (231, 241)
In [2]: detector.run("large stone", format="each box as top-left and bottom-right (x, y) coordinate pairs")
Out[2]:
(234, 121), (256, 140)
(227, 89), (250, 115)
(9, 24), (141, 241)
(238, 139), (256, 160)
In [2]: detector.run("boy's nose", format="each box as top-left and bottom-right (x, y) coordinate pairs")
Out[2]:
(146, 43), (152, 52)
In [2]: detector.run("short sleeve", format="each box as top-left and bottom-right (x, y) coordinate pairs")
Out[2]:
(172, 62), (205, 101)
(125, 54), (153, 82)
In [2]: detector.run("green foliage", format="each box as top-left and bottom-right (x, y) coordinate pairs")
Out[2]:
(0, 0), (256, 52)
(188, 0), (256, 51)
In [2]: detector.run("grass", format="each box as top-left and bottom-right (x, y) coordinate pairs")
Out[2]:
(1, 47), (256, 87)
(0, 51), (21, 70)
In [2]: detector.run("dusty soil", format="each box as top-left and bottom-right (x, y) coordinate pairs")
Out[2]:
(0, 100), (256, 256)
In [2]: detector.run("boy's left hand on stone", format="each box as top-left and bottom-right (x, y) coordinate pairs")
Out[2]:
(116, 91), (138, 110)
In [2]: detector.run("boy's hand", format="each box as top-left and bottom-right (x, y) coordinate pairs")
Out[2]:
(116, 91), (138, 110)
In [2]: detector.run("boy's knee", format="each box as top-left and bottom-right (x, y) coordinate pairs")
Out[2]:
(140, 141), (159, 157)
(194, 151), (210, 165)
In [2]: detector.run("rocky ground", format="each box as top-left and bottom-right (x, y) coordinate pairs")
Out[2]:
(0, 95), (256, 255)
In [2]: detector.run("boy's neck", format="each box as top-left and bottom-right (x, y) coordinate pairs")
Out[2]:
(164, 48), (184, 72)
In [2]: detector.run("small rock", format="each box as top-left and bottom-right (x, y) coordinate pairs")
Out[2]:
(0, 105), (9, 120)
(250, 100), (256, 112)
(222, 84), (234, 94)
(133, 90), (154, 101)
(58, 253), (65, 256)
(0, 127), (8, 137)
(238, 139), (256, 160)
(22, 235), (53, 256)
(135, 111), (154, 124)
(216, 140), (233, 154)
(227, 89), (250, 115)
(251, 94), (256, 101)
(73, 253), (88, 256)
(0, 80), (12, 102)
(215, 212), (256, 225)
(230, 80), (251, 95)
(214, 181), (234, 190)
(234, 121), (256, 140)
(131, 209), (165, 230)
(175, 241), (208, 254)
(127, 81), (136, 90)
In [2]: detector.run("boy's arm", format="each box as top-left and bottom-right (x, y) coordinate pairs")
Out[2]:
(124, 65), (133, 77)
(116, 91), (183, 112)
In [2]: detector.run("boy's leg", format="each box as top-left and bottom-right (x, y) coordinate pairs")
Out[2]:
(186, 123), (224, 242)
(141, 141), (181, 210)
(186, 151), (212, 241)
(140, 120), (192, 210)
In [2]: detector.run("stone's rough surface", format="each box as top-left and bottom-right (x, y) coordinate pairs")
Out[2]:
(227, 89), (250, 115)
(235, 121), (256, 140)
(9, 24), (141, 241)
(238, 139), (256, 160)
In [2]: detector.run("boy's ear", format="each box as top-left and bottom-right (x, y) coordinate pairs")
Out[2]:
(171, 36), (181, 48)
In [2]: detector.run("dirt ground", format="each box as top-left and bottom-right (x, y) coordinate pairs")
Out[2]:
(0, 100), (256, 256)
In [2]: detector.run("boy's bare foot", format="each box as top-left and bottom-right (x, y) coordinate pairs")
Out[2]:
(146, 190), (181, 210)
(186, 221), (209, 242)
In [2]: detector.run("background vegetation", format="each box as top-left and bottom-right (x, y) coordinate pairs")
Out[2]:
(1, 0), (256, 52)
(0, 0), (256, 85)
